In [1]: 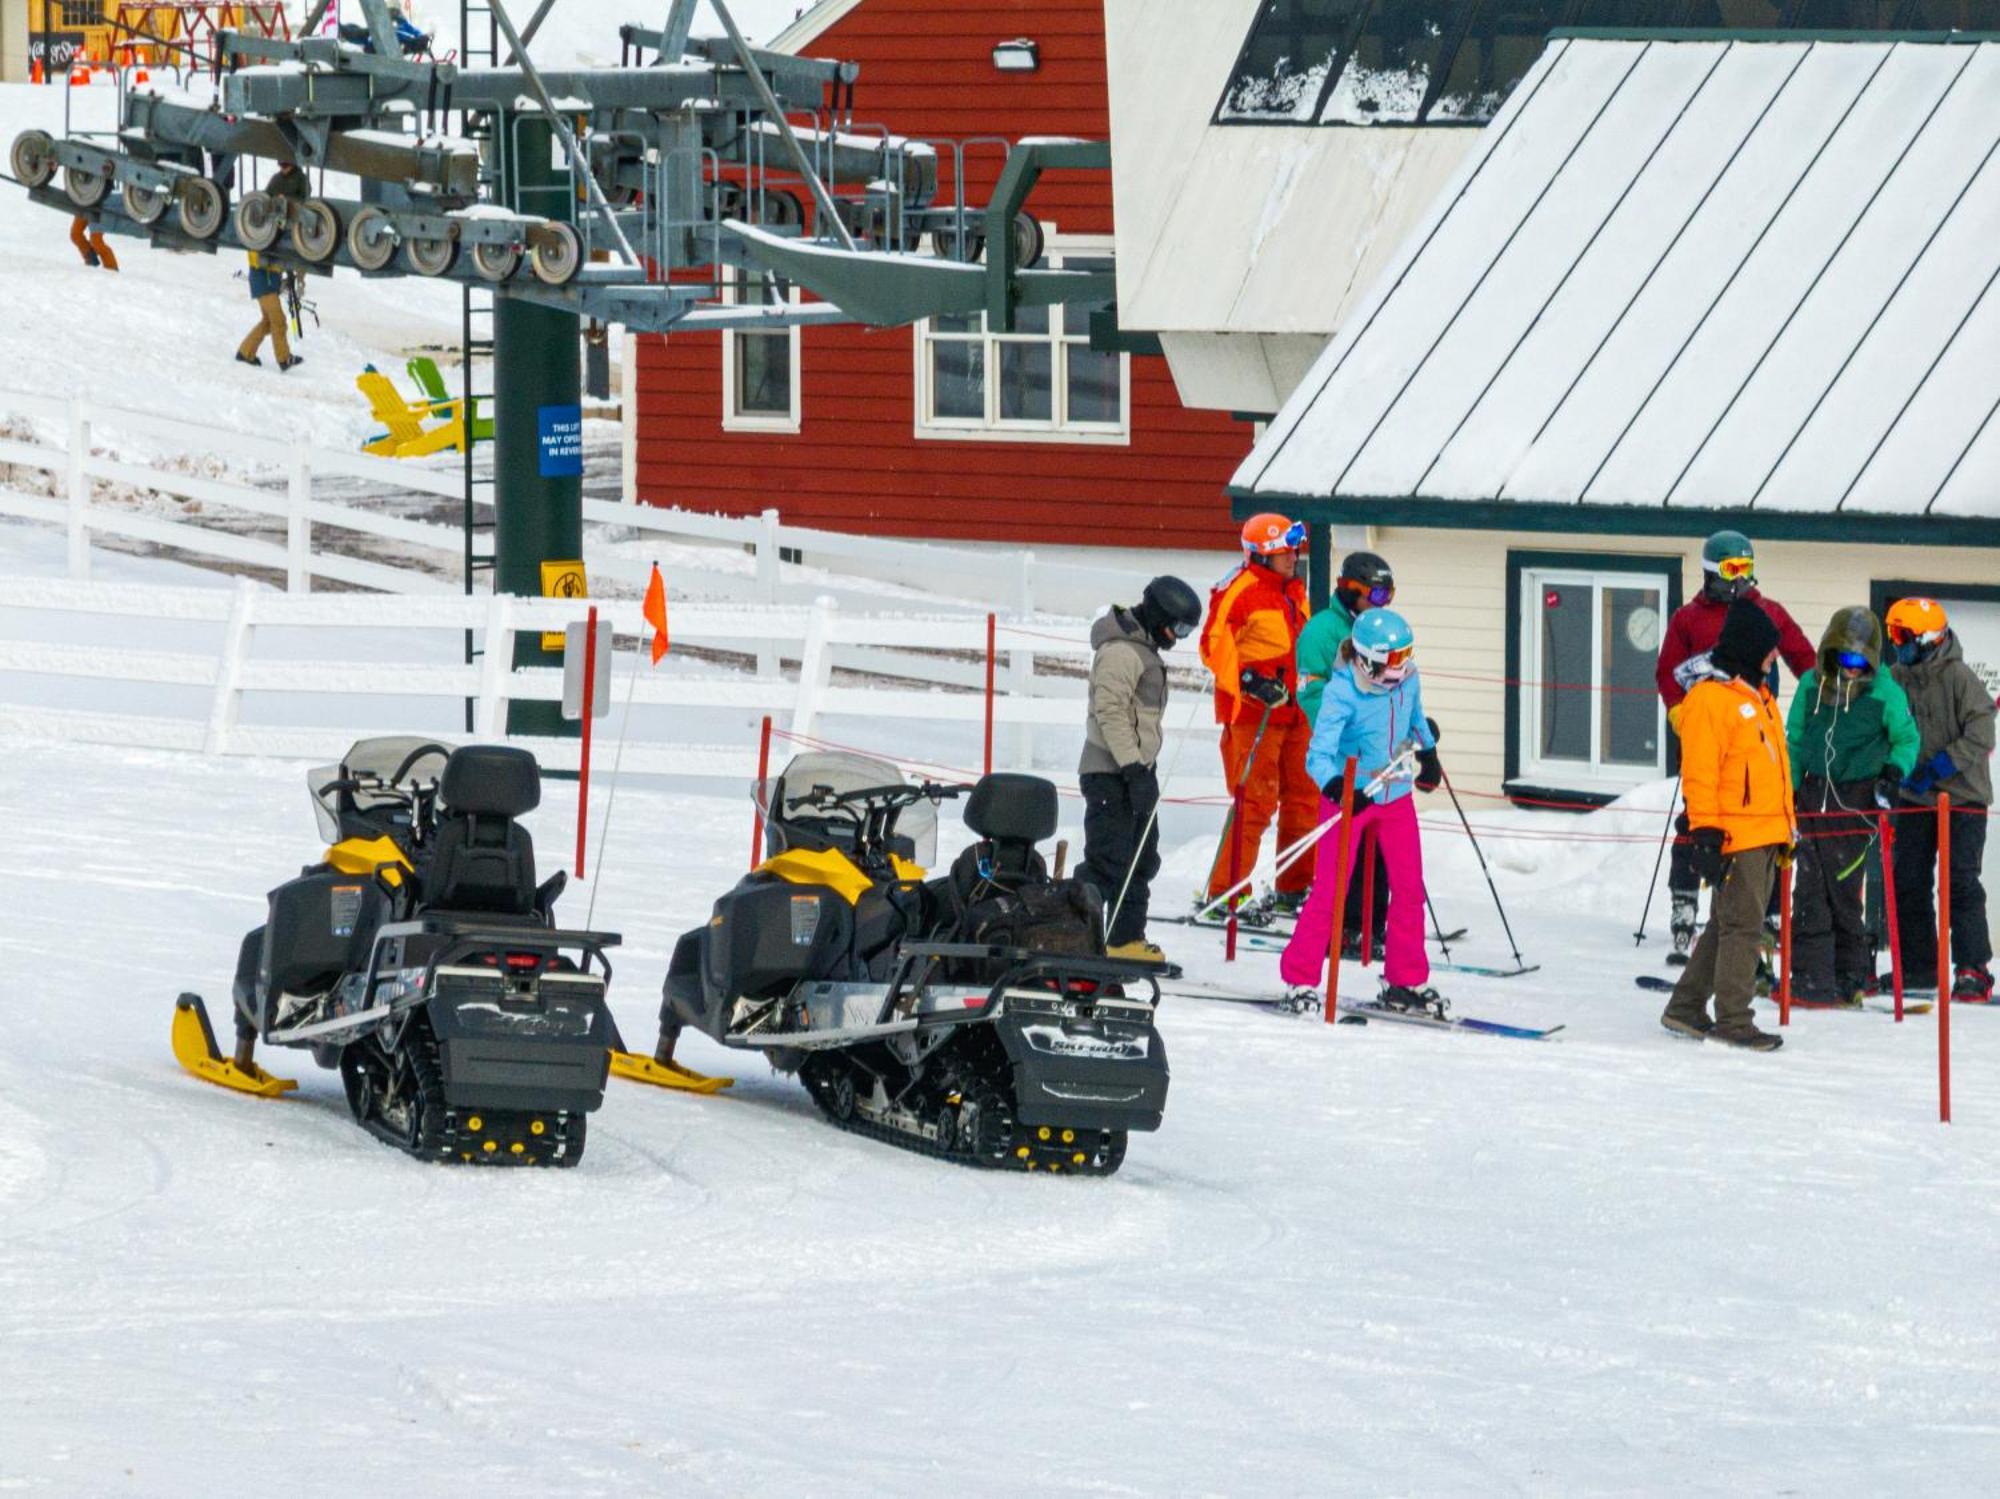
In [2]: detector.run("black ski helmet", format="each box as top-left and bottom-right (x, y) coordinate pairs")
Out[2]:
(1135, 574), (1202, 650)
(1336, 550), (1395, 618)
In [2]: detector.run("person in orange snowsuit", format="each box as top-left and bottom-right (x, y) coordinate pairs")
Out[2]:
(1200, 513), (1316, 906)
(69, 216), (118, 271)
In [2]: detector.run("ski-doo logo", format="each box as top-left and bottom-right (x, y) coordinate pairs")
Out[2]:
(1020, 1024), (1149, 1061)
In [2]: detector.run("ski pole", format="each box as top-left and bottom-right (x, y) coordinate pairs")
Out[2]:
(1105, 697), (1202, 943)
(1633, 774), (1682, 946)
(1192, 746), (1418, 921)
(1438, 763), (1529, 971)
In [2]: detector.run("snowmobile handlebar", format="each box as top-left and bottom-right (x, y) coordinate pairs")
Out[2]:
(784, 780), (964, 814)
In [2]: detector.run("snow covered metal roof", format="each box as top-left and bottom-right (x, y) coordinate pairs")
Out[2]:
(1232, 32), (2000, 544)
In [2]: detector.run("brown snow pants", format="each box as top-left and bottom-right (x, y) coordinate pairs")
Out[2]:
(1666, 844), (1780, 1035)
(237, 294), (291, 364)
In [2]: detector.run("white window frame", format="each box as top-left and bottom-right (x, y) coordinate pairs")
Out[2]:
(911, 235), (1131, 446)
(720, 269), (802, 434)
(1516, 564), (1672, 794)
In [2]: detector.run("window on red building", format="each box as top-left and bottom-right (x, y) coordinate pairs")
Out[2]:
(722, 270), (800, 433)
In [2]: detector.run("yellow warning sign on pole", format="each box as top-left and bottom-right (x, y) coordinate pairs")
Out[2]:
(540, 560), (588, 651)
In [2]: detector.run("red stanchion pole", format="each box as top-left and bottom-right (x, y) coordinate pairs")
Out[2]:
(1879, 812), (1904, 1023)
(1324, 755), (1359, 1027)
(1939, 794), (1952, 1125)
(1358, 825), (1377, 969)
(1778, 854), (1792, 1028)
(983, 612), (996, 776)
(575, 605), (597, 879)
(749, 713), (773, 872)
(1225, 784), (1244, 964)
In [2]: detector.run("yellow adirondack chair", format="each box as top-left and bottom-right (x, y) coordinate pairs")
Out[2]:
(356, 368), (468, 458)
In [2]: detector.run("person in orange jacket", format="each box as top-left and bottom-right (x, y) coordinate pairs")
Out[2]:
(1660, 598), (1797, 1052)
(1199, 513), (1315, 908)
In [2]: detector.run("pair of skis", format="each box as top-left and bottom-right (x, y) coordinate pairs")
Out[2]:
(1631, 973), (1934, 1016)
(1158, 979), (1563, 1041)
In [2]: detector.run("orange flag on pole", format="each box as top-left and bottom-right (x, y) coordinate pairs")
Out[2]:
(642, 563), (670, 664)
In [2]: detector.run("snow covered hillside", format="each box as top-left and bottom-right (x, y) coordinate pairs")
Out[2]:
(2, 539), (1997, 1496)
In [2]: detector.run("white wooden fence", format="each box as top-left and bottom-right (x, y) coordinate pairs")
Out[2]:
(0, 391), (1159, 615)
(0, 576), (1230, 800)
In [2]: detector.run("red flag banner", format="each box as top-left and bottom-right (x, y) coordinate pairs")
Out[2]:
(642, 564), (670, 664)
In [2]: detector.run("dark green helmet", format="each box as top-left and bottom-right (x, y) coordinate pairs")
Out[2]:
(1701, 529), (1756, 600)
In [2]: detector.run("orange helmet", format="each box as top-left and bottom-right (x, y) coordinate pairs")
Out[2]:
(1886, 597), (1947, 650)
(1241, 512), (1305, 557)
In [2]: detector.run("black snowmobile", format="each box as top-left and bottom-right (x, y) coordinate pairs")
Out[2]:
(173, 737), (620, 1167)
(643, 751), (1171, 1175)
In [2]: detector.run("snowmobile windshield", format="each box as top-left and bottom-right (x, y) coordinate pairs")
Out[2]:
(757, 751), (939, 868)
(311, 737), (450, 845)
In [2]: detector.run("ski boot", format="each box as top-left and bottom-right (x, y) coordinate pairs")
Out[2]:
(1668, 894), (1697, 967)
(1377, 983), (1448, 1020)
(1278, 984), (1322, 1016)
(1262, 889), (1308, 921)
(1951, 966), (1995, 1004)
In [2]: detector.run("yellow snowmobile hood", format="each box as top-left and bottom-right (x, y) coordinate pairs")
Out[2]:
(759, 846), (925, 904)
(323, 834), (412, 888)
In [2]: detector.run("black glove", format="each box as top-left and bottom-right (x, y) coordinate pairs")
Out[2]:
(1120, 760), (1158, 814)
(1426, 716), (1442, 745)
(1324, 780), (1374, 813)
(1416, 748), (1442, 793)
(1240, 669), (1289, 710)
(1688, 826), (1726, 886)
(1872, 772), (1903, 811)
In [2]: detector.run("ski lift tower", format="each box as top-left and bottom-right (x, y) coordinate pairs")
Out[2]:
(8, 0), (1112, 732)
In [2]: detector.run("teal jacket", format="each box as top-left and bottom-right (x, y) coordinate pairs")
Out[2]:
(1295, 607), (1353, 724)
(1784, 607), (1919, 788)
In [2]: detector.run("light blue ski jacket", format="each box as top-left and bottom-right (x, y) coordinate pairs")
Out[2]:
(1305, 662), (1435, 803)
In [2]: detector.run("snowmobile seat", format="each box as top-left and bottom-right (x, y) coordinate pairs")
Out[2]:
(422, 747), (541, 916)
(964, 773), (1059, 845)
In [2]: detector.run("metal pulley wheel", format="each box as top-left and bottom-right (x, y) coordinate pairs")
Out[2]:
(290, 197), (340, 263)
(10, 130), (56, 190)
(233, 190), (283, 251)
(470, 240), (522, 283)
(345, 205), (397, 272)
(529, 222), (582, 286)
(1011, 212), (1044, 269)
(122, 180), (168, 225)
(63, 164), (109, 209)
(403, 234), (457, 277)
(928, 222), (983, 264)
(177, 177), (225, 239)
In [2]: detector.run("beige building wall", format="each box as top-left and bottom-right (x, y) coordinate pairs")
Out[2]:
(1370, 525), (2000, 803)
(2, 0), (29, 83)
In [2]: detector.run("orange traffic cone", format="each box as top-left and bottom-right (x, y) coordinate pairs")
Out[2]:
(30, 57), (43, 85)
(69, 62), (92, 86)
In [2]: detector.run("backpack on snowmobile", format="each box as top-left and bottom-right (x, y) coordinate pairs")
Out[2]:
(644, 752), (1171, 1175)
(173, 738), (621, 1168)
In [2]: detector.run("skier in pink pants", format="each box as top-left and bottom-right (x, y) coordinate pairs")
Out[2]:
(1279, 609), (1443, 1013)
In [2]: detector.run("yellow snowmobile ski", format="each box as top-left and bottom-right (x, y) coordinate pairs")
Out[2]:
(172, 993), (297, 1098)
(608, 1050), (734, 1094)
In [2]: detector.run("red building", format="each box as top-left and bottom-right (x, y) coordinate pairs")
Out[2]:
(629, 0), (1254, 551)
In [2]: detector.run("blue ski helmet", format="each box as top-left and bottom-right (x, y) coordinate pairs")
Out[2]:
(1349, 608), (1415, 687)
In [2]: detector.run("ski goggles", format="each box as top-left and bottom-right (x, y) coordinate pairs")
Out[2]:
(1835, 650), (1870, 671)
(1271, 519), (1307, 551)
(1362, 644), (1416, 675)
(1344, 578), (1395, 608)
(1710, 555), (1757, 582)
(1886, 623), (1941, 646)
(1165, 617), (1196, 640)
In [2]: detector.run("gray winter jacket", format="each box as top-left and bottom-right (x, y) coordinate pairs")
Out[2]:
(1079, 607), (1166, 776)
(1890, 631), (1996, 809)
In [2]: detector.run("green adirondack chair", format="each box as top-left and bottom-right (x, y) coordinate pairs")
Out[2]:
(407, 355), (494, 442)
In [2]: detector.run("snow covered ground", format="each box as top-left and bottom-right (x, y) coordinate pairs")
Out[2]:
(3, 558), (1999, 1494)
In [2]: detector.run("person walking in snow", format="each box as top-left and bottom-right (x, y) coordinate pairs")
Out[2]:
(236, 252), (302, 371)
(1660, 598), (1796, 1051)
(68, 215), (118, 271)
(1655, 530), (1816, 965)
(1278, 609), (1442, 1013)
(1784, 607), (1919, 1006)
(1297, 550), (1395, 956)
(1885, 598), (1997, 1002)
(1198, 514), (1316, 914)
(1079, 575), (1203, 962)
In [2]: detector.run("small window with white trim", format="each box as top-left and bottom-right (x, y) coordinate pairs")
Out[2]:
(914, 248), (1128, 443)
(1508, 552), (1679, 798)
(721, 270), (800, 433)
